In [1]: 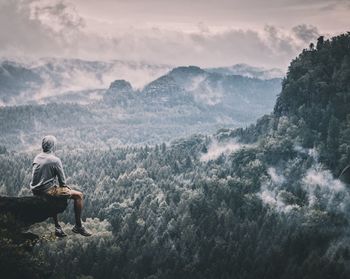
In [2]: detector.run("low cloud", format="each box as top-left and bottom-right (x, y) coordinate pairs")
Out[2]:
(258, 149), (350, 215)
(201, 139), (250, 162)
(292, 24), (320, 43)
(34, 59), (170, 93)
(302, 165), (350, 212)
(258, 167), (300, 214)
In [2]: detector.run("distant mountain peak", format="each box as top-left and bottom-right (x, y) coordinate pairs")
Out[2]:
(109, 80), (133, 92)
(169, 66), (206, 76)
(142, 75), (181, 95)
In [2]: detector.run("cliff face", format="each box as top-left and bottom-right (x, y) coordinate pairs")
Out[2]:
(0, 195), (68, 279)
(0, 195), (68, 226)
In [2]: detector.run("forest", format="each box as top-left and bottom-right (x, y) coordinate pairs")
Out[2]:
(1, 33), (350, 279)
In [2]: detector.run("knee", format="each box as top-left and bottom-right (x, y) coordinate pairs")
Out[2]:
(72, 191), (83, 200)
(78, 192), (84, 200)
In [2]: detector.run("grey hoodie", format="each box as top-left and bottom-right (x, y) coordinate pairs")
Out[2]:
(30, 135), (66, 193)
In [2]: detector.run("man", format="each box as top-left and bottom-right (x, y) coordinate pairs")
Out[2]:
(30, 135), (91, 237)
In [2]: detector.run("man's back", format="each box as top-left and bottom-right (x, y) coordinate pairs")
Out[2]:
(30, 152), (66, 193)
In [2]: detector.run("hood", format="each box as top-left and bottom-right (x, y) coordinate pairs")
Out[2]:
(42, 135), (57, 153)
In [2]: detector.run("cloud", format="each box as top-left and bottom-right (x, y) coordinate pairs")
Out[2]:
(0, 0), (85, 58)
(292, 24), (320, 43)
(312, 0), (350, 11)
(258, 167), (300, 214)
(258, 148), (350, 216)
(0, 0), (342, 69)
(258, 189), (300, 214)
(32, 0), (85, 33)
(302, 165), (350, 212)
(201, 138), (251, 162)
(268, 167), (286, 185)
(78, 26), (303, 68)
(0, 0), (55, 57)
(264, 25), (295, 56)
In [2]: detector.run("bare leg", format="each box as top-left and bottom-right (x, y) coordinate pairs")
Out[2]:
(70, 190), (91, 236)
(74, 197), (83, 227)
(53, 214), (66, 237)
(53, 214), (60, 228)
(70, 190), (83, 227)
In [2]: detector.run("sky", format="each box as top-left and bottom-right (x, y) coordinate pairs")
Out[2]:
(0, 0), (349, 70)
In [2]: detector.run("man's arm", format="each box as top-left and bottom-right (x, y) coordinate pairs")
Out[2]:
(55, 158), (67, 187)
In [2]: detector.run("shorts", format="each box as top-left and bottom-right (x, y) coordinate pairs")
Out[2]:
(44, 185), (72, 198)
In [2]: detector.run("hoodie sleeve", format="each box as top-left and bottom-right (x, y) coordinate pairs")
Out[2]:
(55, 158), (67, 187)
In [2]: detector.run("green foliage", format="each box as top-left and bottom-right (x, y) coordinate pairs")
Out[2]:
(273, 33), (350, 174)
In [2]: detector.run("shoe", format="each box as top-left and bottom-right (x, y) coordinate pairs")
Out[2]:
(55, 226), (67, 237)
(72, 225), (92, 237)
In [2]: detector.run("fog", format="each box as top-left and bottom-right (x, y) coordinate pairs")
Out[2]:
(258, 148), (350, 215)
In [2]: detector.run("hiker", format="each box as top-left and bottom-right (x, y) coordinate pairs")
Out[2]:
(30, 135), (91, 237)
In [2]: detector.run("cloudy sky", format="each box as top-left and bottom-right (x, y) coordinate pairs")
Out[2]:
(0, 0), (349, 69)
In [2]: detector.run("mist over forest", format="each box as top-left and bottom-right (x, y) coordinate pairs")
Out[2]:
(0, 10), (350, 278)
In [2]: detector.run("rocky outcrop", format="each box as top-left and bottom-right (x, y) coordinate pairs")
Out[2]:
(0, 195), (68, 226)
(108, 79), (133, 92)
(103, 79), (135, 106)
(0, 195), (64, 278)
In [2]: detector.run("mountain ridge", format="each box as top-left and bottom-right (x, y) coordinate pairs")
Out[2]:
(0, 58), (283, 105)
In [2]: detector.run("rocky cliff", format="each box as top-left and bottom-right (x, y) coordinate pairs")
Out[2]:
(0, 195), (68, 226)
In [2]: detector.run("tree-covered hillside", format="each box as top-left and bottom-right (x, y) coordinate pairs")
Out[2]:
(274, 33), (350, 174)
(231, 33), (350, 175)
(1, 33), (350, 279)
